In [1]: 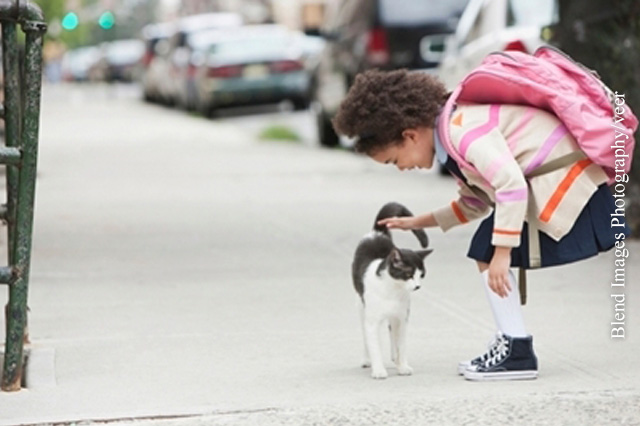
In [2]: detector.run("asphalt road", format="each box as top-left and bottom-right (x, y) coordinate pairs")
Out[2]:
(0, 83), (638, 426)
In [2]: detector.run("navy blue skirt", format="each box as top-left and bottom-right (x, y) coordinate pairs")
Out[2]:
(467, 185), (629, 269)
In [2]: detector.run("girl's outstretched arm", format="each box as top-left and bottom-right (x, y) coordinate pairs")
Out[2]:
(377, 212), (437, 230)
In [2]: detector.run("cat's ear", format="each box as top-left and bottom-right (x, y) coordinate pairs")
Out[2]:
(417, 249), (433, 260)
(390, 248), (403, 266)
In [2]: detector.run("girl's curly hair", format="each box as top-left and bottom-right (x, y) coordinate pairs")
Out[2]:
(332, 69), (448, 155)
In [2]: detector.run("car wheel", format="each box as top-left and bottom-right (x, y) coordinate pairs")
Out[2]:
(313, 103), (339, 148)
(200, 102), (218, 119)
(185, 99), (197, 112)
(143, 91), (155, 103)
(292, 97), (310, 111)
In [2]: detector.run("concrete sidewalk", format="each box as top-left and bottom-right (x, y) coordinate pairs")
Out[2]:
(1, 85), (639, 425)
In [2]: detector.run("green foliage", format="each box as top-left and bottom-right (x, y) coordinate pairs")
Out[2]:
(33, 0), (93, 48)
(33, 0), (65, 22)
(33, 0), (158, 48)
(259, 126), (302, 142)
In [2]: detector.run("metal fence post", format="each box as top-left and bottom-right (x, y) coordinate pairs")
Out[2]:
(0, 0), (46, 392)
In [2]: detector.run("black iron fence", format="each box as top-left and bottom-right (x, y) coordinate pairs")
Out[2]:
(0, 0), (46, 392)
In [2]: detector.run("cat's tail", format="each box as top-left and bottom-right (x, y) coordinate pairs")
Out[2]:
(372, 202), (429, 248)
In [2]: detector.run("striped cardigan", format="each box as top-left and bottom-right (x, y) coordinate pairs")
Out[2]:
(433, 104), (609, 248)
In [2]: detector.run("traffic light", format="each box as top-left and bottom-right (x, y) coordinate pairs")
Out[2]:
(61, 12), (79, 31)
(98, 11), (115, 29)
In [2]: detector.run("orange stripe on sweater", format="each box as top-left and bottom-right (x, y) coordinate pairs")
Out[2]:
(451, 201), (468, 223)
(493, 228), (521, 236)
(539, 159), (593, 223)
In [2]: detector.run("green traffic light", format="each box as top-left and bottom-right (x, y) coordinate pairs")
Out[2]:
(61, 12), (79, 31)
(99, 11), (115, 29)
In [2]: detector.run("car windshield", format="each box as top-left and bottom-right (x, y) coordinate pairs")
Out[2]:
(508, 0), (558, 27)
(379, 0), (469, 25)
(209, 34), (296, 62)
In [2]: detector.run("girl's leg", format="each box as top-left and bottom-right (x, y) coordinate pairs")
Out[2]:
(458, 262), (525, 374)
(476, 261), (527, 337)
(462, 262), (537, 381)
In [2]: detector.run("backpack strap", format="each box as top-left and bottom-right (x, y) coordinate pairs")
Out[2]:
(518, 268), (528, 305)
(526, 151), (588, 178)
(524, 150), (588, 268)
(519, 150), (589, 305)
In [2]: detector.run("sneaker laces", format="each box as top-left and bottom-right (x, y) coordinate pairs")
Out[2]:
(474, 332), (505, 364)
(483, 336), (510, 368)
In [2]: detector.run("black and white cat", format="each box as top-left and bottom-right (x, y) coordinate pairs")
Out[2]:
(352, 202), (432, 379)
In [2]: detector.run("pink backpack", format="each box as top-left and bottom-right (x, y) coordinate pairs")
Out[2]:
(437, 46), (638, 185)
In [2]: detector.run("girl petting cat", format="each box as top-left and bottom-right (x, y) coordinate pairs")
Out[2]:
(332, 69), (630, 381)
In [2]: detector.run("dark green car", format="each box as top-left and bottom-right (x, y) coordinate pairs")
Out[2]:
(193, 25), (318, 117)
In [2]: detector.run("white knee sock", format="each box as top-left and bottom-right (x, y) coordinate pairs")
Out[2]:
(482, 269), (527, 338)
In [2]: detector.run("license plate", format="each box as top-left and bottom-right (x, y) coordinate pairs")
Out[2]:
(243, 64), (268, 80)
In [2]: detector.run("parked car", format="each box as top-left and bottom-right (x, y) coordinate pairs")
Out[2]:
(193, 25), (313, 117)
(311, 0), (470, 147)
(91, 39), (145, 82)
(61, 46), (101, 82)
(437, 0), (559, 90)
(140, 22), (176, 102)
(294, 33), (326, 72)
(167, 13), (243, 108)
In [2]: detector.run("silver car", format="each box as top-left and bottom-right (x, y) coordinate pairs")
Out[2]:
(168, 13), (243, 109)
(193, 25), (314, 117)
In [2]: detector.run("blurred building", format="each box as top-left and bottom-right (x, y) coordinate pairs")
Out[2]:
(170, 0), (272, 23)
(159, 0), (329, 31)
(159, 0), (181, 20)
(272, 0), (327, 34)
(177, 0), (219, 15)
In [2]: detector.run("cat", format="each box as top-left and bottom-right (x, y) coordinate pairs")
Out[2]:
(352, 202), (432, 379)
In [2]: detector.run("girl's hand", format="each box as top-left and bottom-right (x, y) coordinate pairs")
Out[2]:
(488, 246), (512, 298)
(377, 216), (417, 230)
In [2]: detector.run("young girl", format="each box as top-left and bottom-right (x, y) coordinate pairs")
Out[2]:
(332, 69), (629, 381)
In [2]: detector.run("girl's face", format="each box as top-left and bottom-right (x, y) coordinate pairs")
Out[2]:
(370, 127), (435, 171)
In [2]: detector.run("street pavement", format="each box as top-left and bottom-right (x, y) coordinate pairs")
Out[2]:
(0, 84), (639, 425)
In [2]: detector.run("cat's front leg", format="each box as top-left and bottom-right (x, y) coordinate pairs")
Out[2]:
(393, 314), (413, 376)
(389, 321), (398, 364)
(364, 320), (387, 379)
(358, 299), (371, 368)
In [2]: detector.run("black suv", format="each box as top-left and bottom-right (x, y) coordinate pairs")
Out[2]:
(311, 0), (469, 147)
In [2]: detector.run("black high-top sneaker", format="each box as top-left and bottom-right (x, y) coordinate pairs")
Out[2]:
(463, 334), (538, 381)
(457, 332), (506, 375)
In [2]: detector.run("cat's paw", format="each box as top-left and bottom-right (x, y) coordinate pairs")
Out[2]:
(371, 368), (388, 380)
(397, 364), (413, 376)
